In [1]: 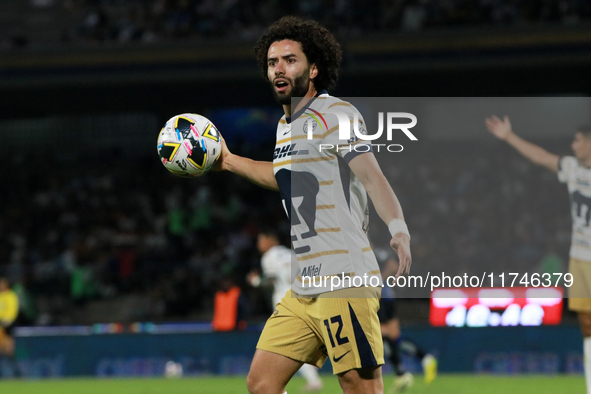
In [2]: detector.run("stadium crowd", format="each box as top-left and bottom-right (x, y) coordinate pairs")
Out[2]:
(0, 136), (571, 326)
(3, 0), (591, 50)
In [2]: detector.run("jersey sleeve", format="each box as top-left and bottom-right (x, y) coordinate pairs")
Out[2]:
(261, 248), (291, 279)
(322, 104), (373, 164)
(260, 252), (278, 279)
(558, 156), (578, 183)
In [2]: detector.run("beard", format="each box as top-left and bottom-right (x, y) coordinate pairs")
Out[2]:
(271, 69), (310, 105)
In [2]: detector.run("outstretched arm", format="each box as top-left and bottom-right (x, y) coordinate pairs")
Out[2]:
(348, 153), (411, 278)
(213, 135), (279, 191)
(485, 115), (559, 173)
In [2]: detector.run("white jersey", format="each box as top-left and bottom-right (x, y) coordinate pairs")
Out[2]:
(558, 156), (591, 261)
(261, 245), (296, 306)
(273, 91), (381, 295)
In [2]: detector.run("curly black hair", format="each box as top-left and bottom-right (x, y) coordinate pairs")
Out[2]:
(254, 16), (343, 92)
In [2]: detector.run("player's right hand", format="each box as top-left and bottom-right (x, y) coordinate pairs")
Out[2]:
(212, 133), (232, 171)
(391, 233), (411, 278)
(246, 270), (261, 287)
(485, 115), (513, 140)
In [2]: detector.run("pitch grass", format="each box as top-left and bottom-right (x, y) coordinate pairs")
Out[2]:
(0, 374), (584, 394)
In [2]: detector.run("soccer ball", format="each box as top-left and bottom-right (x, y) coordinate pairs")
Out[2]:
(164, 361), (183, 378)
(157, 113), (222, 177)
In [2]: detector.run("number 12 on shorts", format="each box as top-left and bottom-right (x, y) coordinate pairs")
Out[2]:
(323, 315), (349, 348)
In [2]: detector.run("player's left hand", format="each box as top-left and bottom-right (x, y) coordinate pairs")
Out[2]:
(211, 133), (232, 172)
(390, 233), (411, 278)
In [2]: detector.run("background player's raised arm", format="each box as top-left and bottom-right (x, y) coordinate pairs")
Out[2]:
(348, 152), (412, 277)
(213, 135), (279, 191)
(485, 115), (559, 172)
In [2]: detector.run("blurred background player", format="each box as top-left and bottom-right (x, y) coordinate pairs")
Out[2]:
(0, 277), (20, 377)
(375, 249), (436, 393)
(248, 230), (323, 391)
(485, 116), (591, 394)
(211, 275), (249, 332)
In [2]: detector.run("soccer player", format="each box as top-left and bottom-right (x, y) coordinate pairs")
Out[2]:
(485, 116), (591, 393)
(215, 17), (412, 394)
(0, 277), (20, 377)
(248, 230), (323, 391)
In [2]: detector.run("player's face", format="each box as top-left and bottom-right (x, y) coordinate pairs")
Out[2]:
(257, 234), (272, 253)
(572, 132), (591, 160)
(267, 40), (316, 105)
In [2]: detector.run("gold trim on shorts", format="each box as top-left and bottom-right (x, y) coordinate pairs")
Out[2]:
(569, 257), (591, 312)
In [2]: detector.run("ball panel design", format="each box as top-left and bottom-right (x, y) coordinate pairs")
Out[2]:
(175, 116), (194, 139)
(158, 142), (181, 164)
(185, 136), (207, 170)
(157, 113), (221, 177)
(202, 123), (220, 142)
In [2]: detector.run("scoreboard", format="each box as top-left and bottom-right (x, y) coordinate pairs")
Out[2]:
(429, 287), (563, 327)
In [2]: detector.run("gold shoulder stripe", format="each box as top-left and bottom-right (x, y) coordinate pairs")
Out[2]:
(324, 124), (339, 138)
(316, 227), (341, 233)
(279, 119), (287, 124)
(296, 249), (349, 262)
(273, 160), (291, 168)
(276, 137), (290, 145)
(316, 205), (335, 210)
(321, 120), (354, 139)
(318, 180), (334, 186)
(293, 156), (335, 164)
(362, 247), (373, 252)
(367, 270), (381, 275)
(328, 102), (353, 109)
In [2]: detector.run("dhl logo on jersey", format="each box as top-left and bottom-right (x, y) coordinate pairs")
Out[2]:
(273, 143), (299, 160)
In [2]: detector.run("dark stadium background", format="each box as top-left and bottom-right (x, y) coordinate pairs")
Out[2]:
(0, 0), (590, 380)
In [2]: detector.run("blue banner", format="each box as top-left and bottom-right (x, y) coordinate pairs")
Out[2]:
(4, 325), (583, 377)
